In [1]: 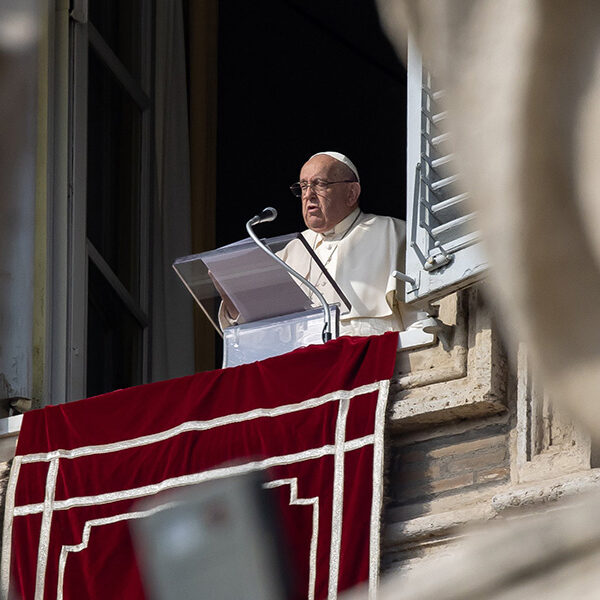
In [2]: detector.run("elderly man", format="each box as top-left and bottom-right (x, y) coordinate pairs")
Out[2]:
(280, 151), (416, 337)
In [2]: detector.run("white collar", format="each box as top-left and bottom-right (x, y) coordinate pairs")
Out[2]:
(319, 207), (361, 240)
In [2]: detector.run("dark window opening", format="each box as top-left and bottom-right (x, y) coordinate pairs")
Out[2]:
(216, 0), (407, 246)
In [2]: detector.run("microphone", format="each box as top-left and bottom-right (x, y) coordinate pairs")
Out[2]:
(249, 207), (278, 226)
(245, 207), (333, 343)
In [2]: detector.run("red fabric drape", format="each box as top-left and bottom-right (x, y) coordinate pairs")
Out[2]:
(5, 332), (398, 599)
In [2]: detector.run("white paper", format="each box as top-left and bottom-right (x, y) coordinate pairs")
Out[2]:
(202, 243), (312, 323)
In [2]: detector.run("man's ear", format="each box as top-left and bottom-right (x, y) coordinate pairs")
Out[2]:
(346, 182), (361, 207)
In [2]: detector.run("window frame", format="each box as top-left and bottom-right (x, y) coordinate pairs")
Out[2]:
(49, 0), (154, 404)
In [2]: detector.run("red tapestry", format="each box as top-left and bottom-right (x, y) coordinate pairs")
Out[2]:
(3, 332), (398, 600)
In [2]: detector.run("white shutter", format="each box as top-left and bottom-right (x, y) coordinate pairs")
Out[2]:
(404, 38), (487, 303)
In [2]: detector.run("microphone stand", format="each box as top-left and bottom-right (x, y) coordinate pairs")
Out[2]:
(246, 208), (333, 343)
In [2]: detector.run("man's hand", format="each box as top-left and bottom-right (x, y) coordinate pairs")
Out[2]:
(208, 270), (240, 322)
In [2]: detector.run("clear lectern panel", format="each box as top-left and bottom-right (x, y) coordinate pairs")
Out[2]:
(172, 233), (351, 337)
(223, 305), (340, 368)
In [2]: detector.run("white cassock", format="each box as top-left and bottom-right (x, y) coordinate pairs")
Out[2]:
(278, 207), (419, 337)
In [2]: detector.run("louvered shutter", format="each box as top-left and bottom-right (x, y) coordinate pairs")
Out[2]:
(404, 38), (487, 303)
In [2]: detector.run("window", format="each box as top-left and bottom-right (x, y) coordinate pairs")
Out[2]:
(404, 38), (487, 303)
(0, 0), (195, 418)
(51, 0), (153, 402)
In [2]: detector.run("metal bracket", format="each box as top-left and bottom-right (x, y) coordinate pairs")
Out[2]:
(397, 313), (454, 351)
(70, 0), (88, 24)
(392, 270), (420, 294)
(397, 314), (438, 350)
(0, 396), (32, 418)
(424, 247), (453, 271)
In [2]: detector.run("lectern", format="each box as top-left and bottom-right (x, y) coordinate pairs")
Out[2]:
(173, 232), (351, 367)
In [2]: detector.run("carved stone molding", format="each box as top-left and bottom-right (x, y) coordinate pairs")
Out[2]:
(389, 287), (508, 430)
(512, 344), (591, 483)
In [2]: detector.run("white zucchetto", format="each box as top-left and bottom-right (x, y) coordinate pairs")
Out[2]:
(309, 151), (360, 182)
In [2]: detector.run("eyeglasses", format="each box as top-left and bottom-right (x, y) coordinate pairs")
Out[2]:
(289, 179), (355, 198)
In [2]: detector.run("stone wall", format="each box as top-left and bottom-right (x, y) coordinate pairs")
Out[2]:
(388, 419), (510, 514)
(380, 285), (599, 580)
(0, 421), (19, 542)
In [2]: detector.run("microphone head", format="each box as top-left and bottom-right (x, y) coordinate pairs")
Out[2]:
(258, 207), (277, 223)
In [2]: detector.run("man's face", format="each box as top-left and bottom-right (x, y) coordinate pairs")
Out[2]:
(299, 155), (360, 233)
